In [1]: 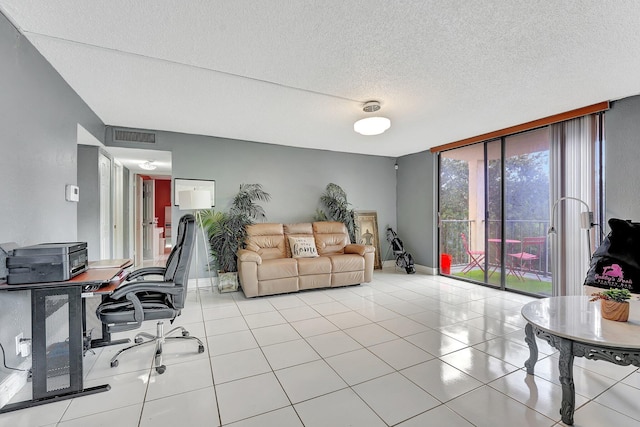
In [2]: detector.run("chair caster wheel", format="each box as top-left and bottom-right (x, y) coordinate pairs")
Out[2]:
(156, 365), (166, 374)
(111, 360), (119, 368)
(198, 345), (205, 353)
(182, 331), (189, 337)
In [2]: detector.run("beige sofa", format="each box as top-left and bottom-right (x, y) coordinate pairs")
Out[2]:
(237, 221), (375, 298)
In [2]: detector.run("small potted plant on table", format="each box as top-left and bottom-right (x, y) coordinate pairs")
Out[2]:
(590, 288), (633, 322)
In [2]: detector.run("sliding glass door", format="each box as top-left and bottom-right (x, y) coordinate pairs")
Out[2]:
(438, 114), (602, 297)
(503, 129), (551, 295)
(439, 129), (552, 296)
(439, 144), (486, 282)
(485, 139), (502, 289)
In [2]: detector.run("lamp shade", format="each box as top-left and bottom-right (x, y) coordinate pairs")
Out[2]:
(354, 116), (391, 136)
(179, 190), (211, 210)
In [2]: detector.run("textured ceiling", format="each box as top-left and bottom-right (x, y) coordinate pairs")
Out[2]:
(2, 1), (640, 157)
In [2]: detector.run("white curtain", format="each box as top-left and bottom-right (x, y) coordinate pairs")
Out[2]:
(549, 115), (600, 296)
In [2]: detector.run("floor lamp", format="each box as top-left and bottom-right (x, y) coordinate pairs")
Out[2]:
(547, 196), (594, 296)
(178, 190), (214, 291)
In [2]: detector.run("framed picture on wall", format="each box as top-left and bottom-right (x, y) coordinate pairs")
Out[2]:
(173, 178), (215, 207)
(354, 211), (382, 269)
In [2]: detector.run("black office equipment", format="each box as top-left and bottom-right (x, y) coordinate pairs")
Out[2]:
(6, 242), (88, 285)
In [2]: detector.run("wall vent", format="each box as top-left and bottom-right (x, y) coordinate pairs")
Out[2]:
(113, 129), (156, 144)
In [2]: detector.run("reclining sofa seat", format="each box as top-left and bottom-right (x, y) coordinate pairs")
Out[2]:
(237, 221), (374, 298)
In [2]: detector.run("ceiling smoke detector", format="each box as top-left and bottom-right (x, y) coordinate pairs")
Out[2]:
(354, 101), (391, 136)
(362, 101), (381, 113)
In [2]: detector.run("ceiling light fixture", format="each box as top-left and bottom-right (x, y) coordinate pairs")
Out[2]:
(354, 101), (391, 136)
(139, 161), (157, 170)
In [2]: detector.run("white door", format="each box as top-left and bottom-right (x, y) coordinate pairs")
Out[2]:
(135, 175), (144, 266)
(98, 153), (111, 259)
(142, 179), (156, 259)
(112, 161), (124, 258)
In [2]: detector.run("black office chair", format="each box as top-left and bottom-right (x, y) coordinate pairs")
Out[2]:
(96, 214), (204, 374)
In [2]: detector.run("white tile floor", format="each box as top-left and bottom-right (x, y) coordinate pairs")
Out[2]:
(2, 268), (640, 426)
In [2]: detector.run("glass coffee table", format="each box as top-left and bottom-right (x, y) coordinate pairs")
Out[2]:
(521, 295), (640, 425)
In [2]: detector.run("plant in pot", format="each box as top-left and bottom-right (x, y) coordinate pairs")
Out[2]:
(200, 183), (271, 292)
(590, 288), (633, 322)
(314, 183), (358, 243)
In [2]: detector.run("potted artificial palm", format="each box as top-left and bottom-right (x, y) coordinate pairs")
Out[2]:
(200, 184), (271, 292)
(590, 288), (633, 322)
(314, 183), (358, 243)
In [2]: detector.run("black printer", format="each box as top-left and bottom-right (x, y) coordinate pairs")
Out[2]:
(6, 242), (88, 285)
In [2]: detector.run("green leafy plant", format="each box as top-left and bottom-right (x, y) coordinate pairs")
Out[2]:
(590, 288), (632, 303)
(314, 183), (357, 242)
(200, 183), (271, 273)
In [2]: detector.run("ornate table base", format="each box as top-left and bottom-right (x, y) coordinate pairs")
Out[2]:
(524, 322), (640, 425)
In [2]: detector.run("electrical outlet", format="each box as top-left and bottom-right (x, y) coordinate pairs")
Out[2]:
(15, 333), (23, 356)
(19, 339), (31, 357)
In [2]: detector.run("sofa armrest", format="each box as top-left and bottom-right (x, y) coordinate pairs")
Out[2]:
(237, 249), (261, 298)
(345, 244), (375, 283)
(238, 249), (262, 265)
(345, 244), (374, 256)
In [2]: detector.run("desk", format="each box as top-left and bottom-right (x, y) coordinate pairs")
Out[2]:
(0, 264), (129, 413)
(521, 296), (640, 425)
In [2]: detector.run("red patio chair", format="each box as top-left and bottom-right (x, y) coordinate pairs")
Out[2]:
(461, 233), (485, 273)
(507, 236), (546, 281)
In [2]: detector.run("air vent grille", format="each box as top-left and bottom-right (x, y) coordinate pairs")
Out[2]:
(114, 129), (156, 144)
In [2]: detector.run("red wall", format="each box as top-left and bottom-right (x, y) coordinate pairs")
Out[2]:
(155, 179), (171, 236)
(143, 177), (171, 237)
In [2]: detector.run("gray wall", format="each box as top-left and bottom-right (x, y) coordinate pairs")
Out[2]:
(77, 145), (101, 260)
(0, 13), (104, 386)
(396, 151), (439, 270)
(106, 128), (398, 274)
(0, 14), (104, 247)
(604, 95), (640, 223)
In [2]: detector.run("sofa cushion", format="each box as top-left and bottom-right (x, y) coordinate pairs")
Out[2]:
(289, 236), (319, 258)
(299, 274), (332, 290)
(332, 271), (364, 287)
(246, 223), (286, 260)
(284, 223), (314, 235)
(257, 258), (298, 281)
(284, 223), (314, 257)
(329, 254), (364, 273)
(297, 256), (331, 275)
(259, 277), (299, 296)
(313, 222), (350, 256)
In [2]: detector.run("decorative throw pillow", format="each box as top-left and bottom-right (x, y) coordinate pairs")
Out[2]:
(288, 236), (319, 258)
(584, 218), (640, 293)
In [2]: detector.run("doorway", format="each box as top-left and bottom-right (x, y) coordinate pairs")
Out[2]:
(140, 176), (172, 263)
(102, 147), (172, 267)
